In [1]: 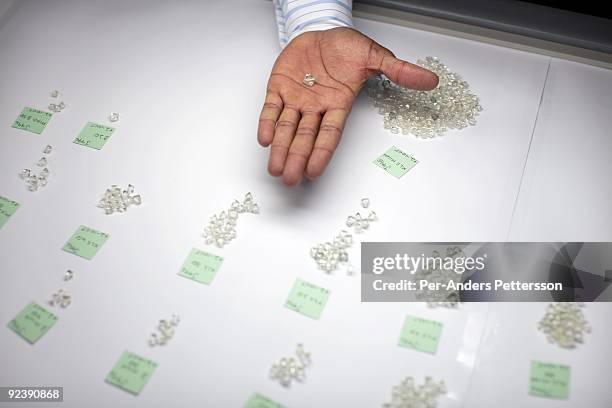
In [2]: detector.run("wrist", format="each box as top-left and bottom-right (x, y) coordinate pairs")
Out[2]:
(275, 0), (354, 47)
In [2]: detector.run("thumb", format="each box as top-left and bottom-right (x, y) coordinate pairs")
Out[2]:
(370, 43), (439, 91)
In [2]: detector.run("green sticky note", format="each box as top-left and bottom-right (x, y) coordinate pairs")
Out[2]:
(62, 225), (109, 260)
(0, 196), (20, 229)
(11, 107), (52, 134)
(7, 302), (58, 344)
(285, 278), (330, 319)
(106, 351), (157, 395)
(178, 248), (224, 285)
(399, 315), (443, 354)
(529, 361), (570, 399)
(244, 393), (286, 408)
(374, 145), (418, 178)
(74, 122), (115, 150)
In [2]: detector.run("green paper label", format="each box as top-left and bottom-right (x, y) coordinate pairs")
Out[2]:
(285, 278), (330, 319)
(374, 145), (418, 178)
(62, 225), (109, 260)
(106, 351), (157, 395)
(244, 393), (286, 408)
(74, 122), (115, 150)
(0, 196), (20, 229)
(529, 361), (570, 399)
(178, 248), (224, 285)
(7, 302), (58, 344)
(11, 107), (52, 134)
(399, 315), (443, 354)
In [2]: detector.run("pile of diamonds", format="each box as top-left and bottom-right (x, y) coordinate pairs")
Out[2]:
(97, 184), (142, 214)
(203, 192), (259, 248)
(310, 198), (377, 273)
(310, 230), (352, 273)
(383, 376), (446, 408)
(49, 289), (72, 308)
(149, 314), (180, 346)
(48, 89), (66, 113)
(537, 302), (591, 348)
(415, 247), (464, 308)
(269, 343), (312, 387)
(367, 56), (483, 138)
(19, 145), (52, 191)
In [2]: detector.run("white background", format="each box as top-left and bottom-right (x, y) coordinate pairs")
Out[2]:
(0, 0), (611, 407)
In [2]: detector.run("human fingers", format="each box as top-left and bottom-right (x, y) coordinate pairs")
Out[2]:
(258, 92), (283, 146)
(268, 107), (300, 176)
(380, 51), (439, 90)
(305, 107), (348, 179)
(283, 111), (321, 186)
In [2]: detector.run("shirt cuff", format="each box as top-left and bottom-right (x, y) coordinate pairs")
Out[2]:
(274, 0), (354, 48)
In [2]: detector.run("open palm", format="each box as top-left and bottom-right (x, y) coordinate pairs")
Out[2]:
(257, 27), (438, 186)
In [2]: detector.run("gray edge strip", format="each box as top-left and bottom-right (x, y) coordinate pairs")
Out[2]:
(355, 0), (612, 54)
(353, 2), (612, 70)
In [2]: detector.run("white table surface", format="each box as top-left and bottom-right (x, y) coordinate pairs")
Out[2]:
(508, 58), (612, 241)
(0, 1), (610, 407)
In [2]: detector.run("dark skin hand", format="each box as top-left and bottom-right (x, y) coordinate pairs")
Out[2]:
(257, 27), (439, 186)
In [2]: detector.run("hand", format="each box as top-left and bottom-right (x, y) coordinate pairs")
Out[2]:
(257, 27), (439, 186)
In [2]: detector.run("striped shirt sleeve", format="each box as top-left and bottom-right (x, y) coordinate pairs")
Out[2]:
(273, 0), (354, 48)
